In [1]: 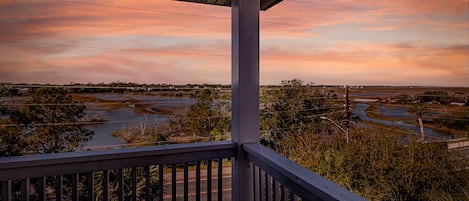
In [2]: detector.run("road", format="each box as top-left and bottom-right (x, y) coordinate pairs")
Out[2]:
(162, 167), (232, 201)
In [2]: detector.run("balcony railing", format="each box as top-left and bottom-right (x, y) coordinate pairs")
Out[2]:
(0, 141), (365, 201)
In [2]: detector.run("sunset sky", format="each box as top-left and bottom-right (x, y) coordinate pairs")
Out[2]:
(0, 0), (468, 86)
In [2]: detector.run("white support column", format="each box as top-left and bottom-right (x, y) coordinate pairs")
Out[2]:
(231, 0), (260, 200)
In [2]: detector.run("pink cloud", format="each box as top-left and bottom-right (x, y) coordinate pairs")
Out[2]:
(0, 0), (467, 86)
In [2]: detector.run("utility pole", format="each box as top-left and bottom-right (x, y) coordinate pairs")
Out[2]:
(344, 85), (350, 143)
(417, 117), (425, 142)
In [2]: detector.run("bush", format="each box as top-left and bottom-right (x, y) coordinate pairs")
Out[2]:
(279, 127), (469, 201)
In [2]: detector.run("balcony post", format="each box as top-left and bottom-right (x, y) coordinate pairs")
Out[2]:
(231, 0), (260, 200)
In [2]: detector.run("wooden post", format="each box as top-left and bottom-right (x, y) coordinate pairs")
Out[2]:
(418, 117), (425, 142)
(231, 0), (260, 200)
(345, 85), (350, 143)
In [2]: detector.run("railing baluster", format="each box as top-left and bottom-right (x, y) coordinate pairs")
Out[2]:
(184, 162), (189, 201)
(288, 189), (294, 201)
(21, 178), (30, 201)
(254, 165), (259, 201)
(145, 166), (151, 201)
(0, 142), (238, 201)
(293, 194), (299, 201)
(131, 167), (137, 201)
(196, 161), (201, 201)
(244, 143), (366, 201)
(217, 159), (223, 201)
(158, 165), (164, 201)
(2, 180), (12, 201)
(273, 179), (280, 201)
(172, 164), (176, 201)
(71, 173), (79, 201)
(266, 175), (271, 201)
(281, 184), (287, 201)
(260, 169), (265, 201)
(56, 175), (63, 201)
(87, 172), (94, 201)
(103, 170), (109, 201)
(117, 168), (124, 201)
(207, 160), (212, 201)
(38, 177), (46, 201)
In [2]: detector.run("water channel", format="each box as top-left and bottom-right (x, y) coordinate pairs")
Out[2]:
(354, 102), (446, 137)
(83, 94), (196, 148)
(83, 96), (448, 148)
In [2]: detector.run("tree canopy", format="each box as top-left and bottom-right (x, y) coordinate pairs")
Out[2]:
(260, 79), (344, 150)
(0, 87), (93, 156)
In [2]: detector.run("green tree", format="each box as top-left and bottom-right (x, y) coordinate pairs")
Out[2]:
(112, 115), (170, 144)
(1, 86), (28, 156)
(0, 87), (93, 156)
(0, 119), (26, 156)
(409, 104), (429, 118)
(416, 90), (451, 104)
(260, 79), (343, 150)
(393, 94), (413, 104)
(171, 89), (230, 141)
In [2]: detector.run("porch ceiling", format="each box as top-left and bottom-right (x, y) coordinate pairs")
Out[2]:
(175, 0), (283, 11)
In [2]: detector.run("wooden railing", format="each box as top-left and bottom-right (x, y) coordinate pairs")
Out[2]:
(244, 143), (366, 201)
(0, 141), (235, 201)
(1, 141), (365, 201)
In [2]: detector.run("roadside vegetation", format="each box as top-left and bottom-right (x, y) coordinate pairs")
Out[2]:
(280, 127), (469, 200)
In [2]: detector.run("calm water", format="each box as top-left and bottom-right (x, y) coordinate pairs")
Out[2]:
(6, 93), (450, 147)
(354, 103), (445, 137)
(83, 94), (195, 148)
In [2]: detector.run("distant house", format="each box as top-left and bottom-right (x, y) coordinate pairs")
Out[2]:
(18, 88), (30, 94)
(450, 102), (465, 107)
(354, 98), (379, 103)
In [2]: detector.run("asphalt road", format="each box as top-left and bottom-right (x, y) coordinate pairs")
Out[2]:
(162, 167), (232, 201)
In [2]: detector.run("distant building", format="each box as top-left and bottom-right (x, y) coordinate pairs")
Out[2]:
(450, 102), (465, 107)
(353, 98), (379, 103)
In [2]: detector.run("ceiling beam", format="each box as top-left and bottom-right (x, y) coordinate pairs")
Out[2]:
(175, 0), (283, 11)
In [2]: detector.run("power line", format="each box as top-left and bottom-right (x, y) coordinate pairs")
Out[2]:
(262, 97), (346, 103)
(1, 103), (83, 106)
(362, 110), (469, 121)
(0, 40), (231, 58)
(260, 106), (344, 115)
(260, 111), (347, 134)
(359, 123), (415, 135)
(55, 0), (306, 27)
(1, 40), (336, 61)
(1, 109), (345, 127)
(55, 0), (231, 20)
(1, 121), (105, 127)
(2, 84), (231, 90)
(289, 0), (372, 11)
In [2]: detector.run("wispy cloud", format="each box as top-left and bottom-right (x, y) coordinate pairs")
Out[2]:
(0, 0), (467, 86)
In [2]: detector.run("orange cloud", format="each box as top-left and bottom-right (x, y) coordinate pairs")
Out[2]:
(0, 0), (467, 86)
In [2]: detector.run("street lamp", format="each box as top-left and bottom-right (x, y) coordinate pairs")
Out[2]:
(320, 116), (350, 144)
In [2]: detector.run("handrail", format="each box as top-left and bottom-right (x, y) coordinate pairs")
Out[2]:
(0, 141), (236, 181)
(243, 143), (366, 201)
(1, 141), (367, 201)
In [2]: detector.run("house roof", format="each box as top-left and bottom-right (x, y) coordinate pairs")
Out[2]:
(176, 0), (283, 11)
